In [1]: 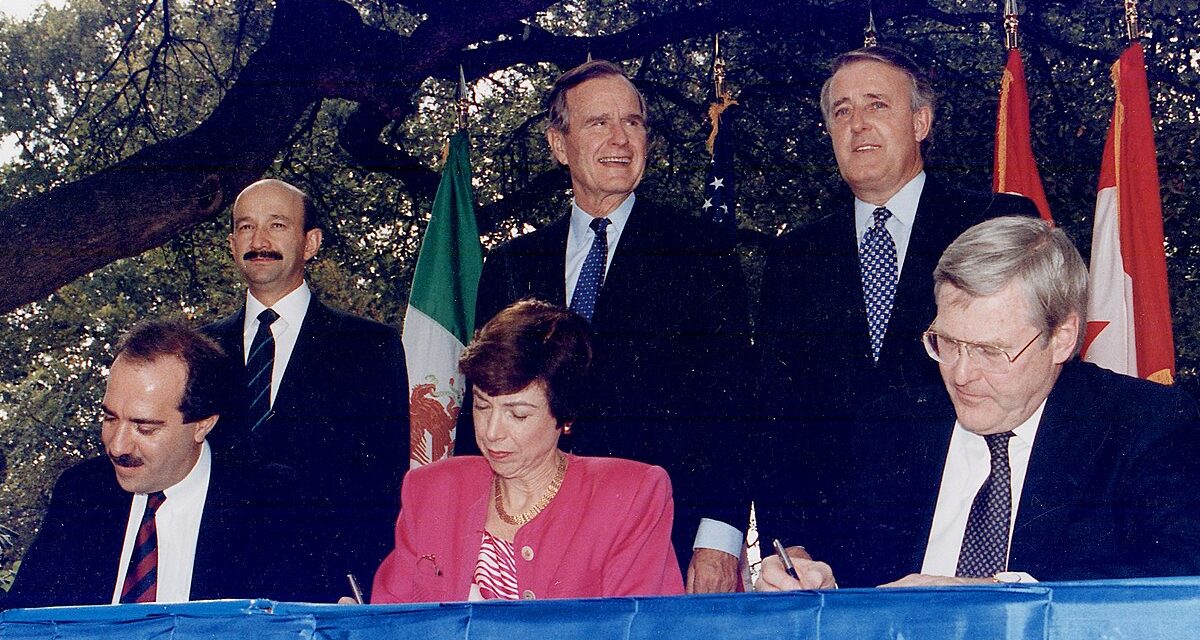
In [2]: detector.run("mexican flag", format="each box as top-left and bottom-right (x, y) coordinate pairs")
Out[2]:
(1081, 43), (1175, 384)
(403, 130), (483, 467)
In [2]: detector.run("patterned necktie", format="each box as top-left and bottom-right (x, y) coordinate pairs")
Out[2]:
(859, 206), (897, 361)
(570, 217), (611, 322)
(956, 431), (1016, 578)
(246, 308), (279, 432)
(120, 491), (166, 603)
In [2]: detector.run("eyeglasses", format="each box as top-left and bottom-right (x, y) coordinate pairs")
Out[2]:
(921, 329), (1044, 374)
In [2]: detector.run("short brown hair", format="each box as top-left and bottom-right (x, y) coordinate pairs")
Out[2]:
(114, 319), (232, 422)
(545, 59), (648, 134)
(459, 300), (593, 424)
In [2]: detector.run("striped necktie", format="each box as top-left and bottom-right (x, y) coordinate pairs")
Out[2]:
(246, 308), (279, 432)
(120, 491), (166, 603)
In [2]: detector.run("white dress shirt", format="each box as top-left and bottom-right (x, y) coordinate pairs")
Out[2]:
(564, 193), (635, 306)
(854, 171), (925, 277)
(242, 281), (312, 406)
(921, 401), (1045, 577)
(112, 442), (212, 603)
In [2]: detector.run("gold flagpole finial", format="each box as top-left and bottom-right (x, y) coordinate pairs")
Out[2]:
(1003, 0), (1019, 50)
(457, 64), (469, 131)
(1124, 0), (1140, 41)
(864, 5), (878, 47)
(713, 34), (727, 102)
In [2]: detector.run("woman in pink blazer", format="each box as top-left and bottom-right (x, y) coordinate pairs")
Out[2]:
(372, 300), (684, 602)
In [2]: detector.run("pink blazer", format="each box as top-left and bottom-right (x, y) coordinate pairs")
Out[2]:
(371, 454), (684, 602)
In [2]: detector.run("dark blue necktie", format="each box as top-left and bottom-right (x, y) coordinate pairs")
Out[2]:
(246, 308), (279, 432)
(570, 218), (611, 322)
(859, 206), (897, 361)
(956, 431), (1016, 577)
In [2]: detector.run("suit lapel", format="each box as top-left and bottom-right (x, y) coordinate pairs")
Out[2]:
(271, 296), (327, 416)
(592, 201), (650, 328)
(536, 215), (572, 306)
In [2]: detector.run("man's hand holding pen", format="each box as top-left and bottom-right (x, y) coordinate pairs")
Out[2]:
(756, 543), (838, 591)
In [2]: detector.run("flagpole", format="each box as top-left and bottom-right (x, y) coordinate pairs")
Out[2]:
(457, 65), (470, 131)
(1003, 0), (1019, 50)
(1124, 0), (1140, 42)
(713, 34), (726, 102)
(863, 4), (878, 47)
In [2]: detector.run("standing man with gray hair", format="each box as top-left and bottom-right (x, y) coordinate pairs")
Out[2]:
(755, 46), (1037, 548)
(759, 216), (1200, 590)
(471, 60), (752, 592)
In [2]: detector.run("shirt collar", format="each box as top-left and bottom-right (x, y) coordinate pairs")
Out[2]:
(570, 192), (635, 239)
(159, 440), (211, 502)
(245, 281), (310, 330)
(855, 171), (925, 231)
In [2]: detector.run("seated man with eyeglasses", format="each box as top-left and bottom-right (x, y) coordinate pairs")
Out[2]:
(759, 216), (1200, 590)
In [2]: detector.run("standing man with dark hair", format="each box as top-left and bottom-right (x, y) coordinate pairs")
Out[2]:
(755, 47), (1038, 547)
(204, 178), (409, 601)
(6, 320), (307, 609)
(471, 60), (752, 593)
(759, 217), (1200, 589)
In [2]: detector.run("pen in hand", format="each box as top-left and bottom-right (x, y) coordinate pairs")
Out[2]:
(347, 573), (366, 604)
(772, 538), (802, 582)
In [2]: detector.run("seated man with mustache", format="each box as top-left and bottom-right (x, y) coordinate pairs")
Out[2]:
(4, 319), (309, 609)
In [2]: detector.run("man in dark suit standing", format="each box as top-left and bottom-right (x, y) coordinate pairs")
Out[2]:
(760, 217), (1200, 589)
(755, 47), (1037, 545)
(204, 179), (408, 601)
(469, 60), (751, 593)
(6, 320), (311, 609)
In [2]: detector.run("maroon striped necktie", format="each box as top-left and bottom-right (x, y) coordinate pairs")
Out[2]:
(120, 491), (166, 603)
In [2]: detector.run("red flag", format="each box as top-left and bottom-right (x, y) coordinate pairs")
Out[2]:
(1081, 43), (1175, 384)
(993, 49), (1052, 221)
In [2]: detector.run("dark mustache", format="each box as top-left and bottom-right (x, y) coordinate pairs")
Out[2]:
(243, 250), (283, 261)
(110, 454), (144, 468)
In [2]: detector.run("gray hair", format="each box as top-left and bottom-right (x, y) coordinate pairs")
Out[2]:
(545, 59), (648, 133)
(934, 216), (1089, 355)
(819, 46), (937, 131)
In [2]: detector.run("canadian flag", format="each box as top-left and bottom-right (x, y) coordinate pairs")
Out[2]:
(1081, 43), (1174, 384)
(993, 48), (1052, 222)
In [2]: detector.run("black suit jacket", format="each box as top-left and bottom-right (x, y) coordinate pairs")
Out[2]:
(807, 362), (1200, 587)
(5, 454), (311, 609)
(755, 175), (1038, 537)
(469, 200), (753, 560)
(203, 294), (408, 600)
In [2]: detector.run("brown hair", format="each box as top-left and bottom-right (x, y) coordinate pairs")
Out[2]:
(460, 300), (593, 424)
(114, 318), (232, 422)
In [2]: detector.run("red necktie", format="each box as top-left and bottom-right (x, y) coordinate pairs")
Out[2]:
(120, 491), (166, 603)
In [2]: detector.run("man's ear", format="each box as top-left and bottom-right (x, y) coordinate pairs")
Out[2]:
(1050, 313), (1081, 365)
(304, 228), (323, 261)
(192, 414), (219, 443)
(913, 105), (932, 142)
(546, 127), (568, 166)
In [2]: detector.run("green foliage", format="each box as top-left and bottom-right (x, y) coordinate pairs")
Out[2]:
(2, 0), (1199, 585)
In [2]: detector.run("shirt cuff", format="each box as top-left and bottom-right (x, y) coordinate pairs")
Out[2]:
(994, 571), (1038, 584)
(692, 518), (743, 556)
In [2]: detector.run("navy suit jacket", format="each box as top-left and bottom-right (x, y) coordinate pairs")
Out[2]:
(808, 362), (1200, 587)
(755, 175), (1038, 540)
(469, 200), (753, 560)
(203, 294), (408, 600)
(4, 454), (311, 609)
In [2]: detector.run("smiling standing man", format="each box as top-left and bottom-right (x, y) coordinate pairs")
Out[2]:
(758, 217), (1200, 590)
(470, 60), (752, 592)
(203, 178), (408, 601)
(755, 47), (1037, 550)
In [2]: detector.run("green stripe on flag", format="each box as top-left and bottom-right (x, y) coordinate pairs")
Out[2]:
(408, 130), (483, 345)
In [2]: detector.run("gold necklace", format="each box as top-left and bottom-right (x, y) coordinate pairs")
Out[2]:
(494, 453), (568, 526)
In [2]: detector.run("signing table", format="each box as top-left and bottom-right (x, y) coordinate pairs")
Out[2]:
(3, 577), (1199, 639)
